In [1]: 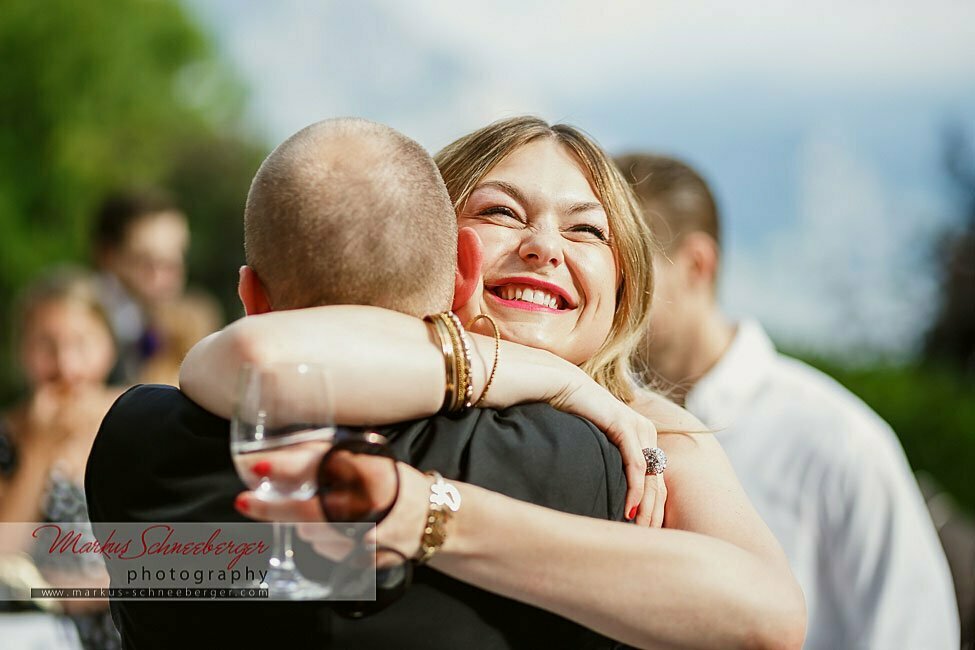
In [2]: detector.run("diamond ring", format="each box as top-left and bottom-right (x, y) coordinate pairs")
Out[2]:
(643, 447), (668, 475)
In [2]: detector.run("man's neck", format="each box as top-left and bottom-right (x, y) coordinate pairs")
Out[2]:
(643, 309), (736, 406)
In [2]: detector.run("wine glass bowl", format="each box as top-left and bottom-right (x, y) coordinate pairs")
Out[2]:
(230, 362), (335, 599)
(232, 432), (332, 502)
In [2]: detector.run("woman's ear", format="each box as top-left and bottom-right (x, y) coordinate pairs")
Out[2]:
(238, 266), (273, 315)
(453, 227), (483, 311)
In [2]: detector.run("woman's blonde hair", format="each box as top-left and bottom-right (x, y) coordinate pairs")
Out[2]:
(435, 116), (655, 402)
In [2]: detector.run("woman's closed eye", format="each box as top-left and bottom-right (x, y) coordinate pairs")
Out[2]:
(479, 206), (525, 224)
(566, 223), (609, 242)
(475, 205), (609, 242)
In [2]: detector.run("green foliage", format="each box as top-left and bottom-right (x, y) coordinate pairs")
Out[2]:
(165, 134), (262, 320)
(796, 355), (975, 515)
(0, 0), (266, 400)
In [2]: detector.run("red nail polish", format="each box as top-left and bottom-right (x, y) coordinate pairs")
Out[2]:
(252, 460), (272, 477)
(627, 506), (637, 520)
(235, 494), (249, 513)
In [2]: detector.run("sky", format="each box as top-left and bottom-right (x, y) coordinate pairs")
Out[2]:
(185, 0), (975, 362)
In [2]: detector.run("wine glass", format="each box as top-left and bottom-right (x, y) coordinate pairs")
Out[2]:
(230, 362), (334, 599)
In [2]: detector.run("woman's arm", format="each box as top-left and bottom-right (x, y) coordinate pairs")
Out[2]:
(633, 391), (787, 562)
(180, 306), (447, 424)
(180, 305), (661, 522)
(431, 482), (805, 650)
(235, 388), (805, 648)
(182, 305), (590, 423)
(244, 462), (806, 650)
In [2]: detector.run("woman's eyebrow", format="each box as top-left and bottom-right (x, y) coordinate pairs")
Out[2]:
(472, 181), (604, 217)
(471, 180), (527, 206)
(565, 201), (605, 216)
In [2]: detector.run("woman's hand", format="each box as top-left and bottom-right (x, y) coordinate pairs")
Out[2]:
(544, 368), (666, 528)
(468, 340), (666, 527)
(233, 452), (432, 560)
(21, 382), (109, 480)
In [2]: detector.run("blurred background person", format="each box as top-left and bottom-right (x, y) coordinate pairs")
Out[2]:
(90, 189), (190, 384)
(90, 189), (223, 386)
(617, 153), (960, 649)
(136, 290), (223, 386)
(0, 267), (121, 649)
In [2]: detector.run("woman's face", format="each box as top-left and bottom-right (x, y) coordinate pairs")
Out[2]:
(20, 300), (116, 389)
(455, 139), (618, 365)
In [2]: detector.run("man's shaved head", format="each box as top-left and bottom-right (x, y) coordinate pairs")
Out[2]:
(244, 118), (457, 316)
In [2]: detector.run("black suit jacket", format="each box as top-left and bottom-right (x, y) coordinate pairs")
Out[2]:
(86, 385), (627, 649)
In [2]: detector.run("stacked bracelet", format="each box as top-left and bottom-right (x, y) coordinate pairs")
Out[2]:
(445, 312), (474, 411)
(425, 314), (458, 413)
(424, 311), (474, 414)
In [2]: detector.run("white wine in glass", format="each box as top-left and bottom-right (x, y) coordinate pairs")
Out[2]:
(231, 363), (334, 599)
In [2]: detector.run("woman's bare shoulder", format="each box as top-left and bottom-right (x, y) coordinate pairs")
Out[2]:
(629, 388), (707, 435)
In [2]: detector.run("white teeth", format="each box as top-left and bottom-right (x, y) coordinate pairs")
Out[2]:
(496, 285), (562, 309)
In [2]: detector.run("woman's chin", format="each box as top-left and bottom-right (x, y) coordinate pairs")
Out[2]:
(460, 297), (602, 365)
(493, 323), (590, 365)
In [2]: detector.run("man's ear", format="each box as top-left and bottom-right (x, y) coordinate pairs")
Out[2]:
(452, 227), (483, 311)
(238, 266), (273, 315)
(681, 232), (720, 290)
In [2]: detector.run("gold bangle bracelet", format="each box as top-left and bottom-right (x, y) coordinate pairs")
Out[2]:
(427, 311), (475, 414)
(424, 314), (457, 413)
(445, 312), (474, 411)
(435, 313), (460, 412)
(466, 314), (500, 407)
(436, 312), (468, 413)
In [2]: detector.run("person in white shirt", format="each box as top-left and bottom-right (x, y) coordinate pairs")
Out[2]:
(616, 153), (960, 649)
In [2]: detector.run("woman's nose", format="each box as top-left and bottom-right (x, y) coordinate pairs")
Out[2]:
(518, 229), (564, 268)
(55, 346), (85, 384)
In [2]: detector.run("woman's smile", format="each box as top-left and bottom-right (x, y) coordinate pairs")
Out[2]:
(485, 275), (578, 313)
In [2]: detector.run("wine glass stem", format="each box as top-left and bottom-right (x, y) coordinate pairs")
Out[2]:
(270, 522), (297, 572)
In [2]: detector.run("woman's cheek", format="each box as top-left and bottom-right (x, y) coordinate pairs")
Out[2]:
(470, 224), (515, 261)
(575, 249), (619, 353)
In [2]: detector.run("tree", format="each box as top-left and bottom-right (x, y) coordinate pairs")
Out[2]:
(0, 0), (265, 398)
(924, 125), (975, 374)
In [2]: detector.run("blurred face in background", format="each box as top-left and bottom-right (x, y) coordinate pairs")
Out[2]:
(110, 211), (189, 306)
(642, 249), (687, 363)
(638, 233), (718, 380)
(454, 139), (619, 366)
(20, 298), (116, 388)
